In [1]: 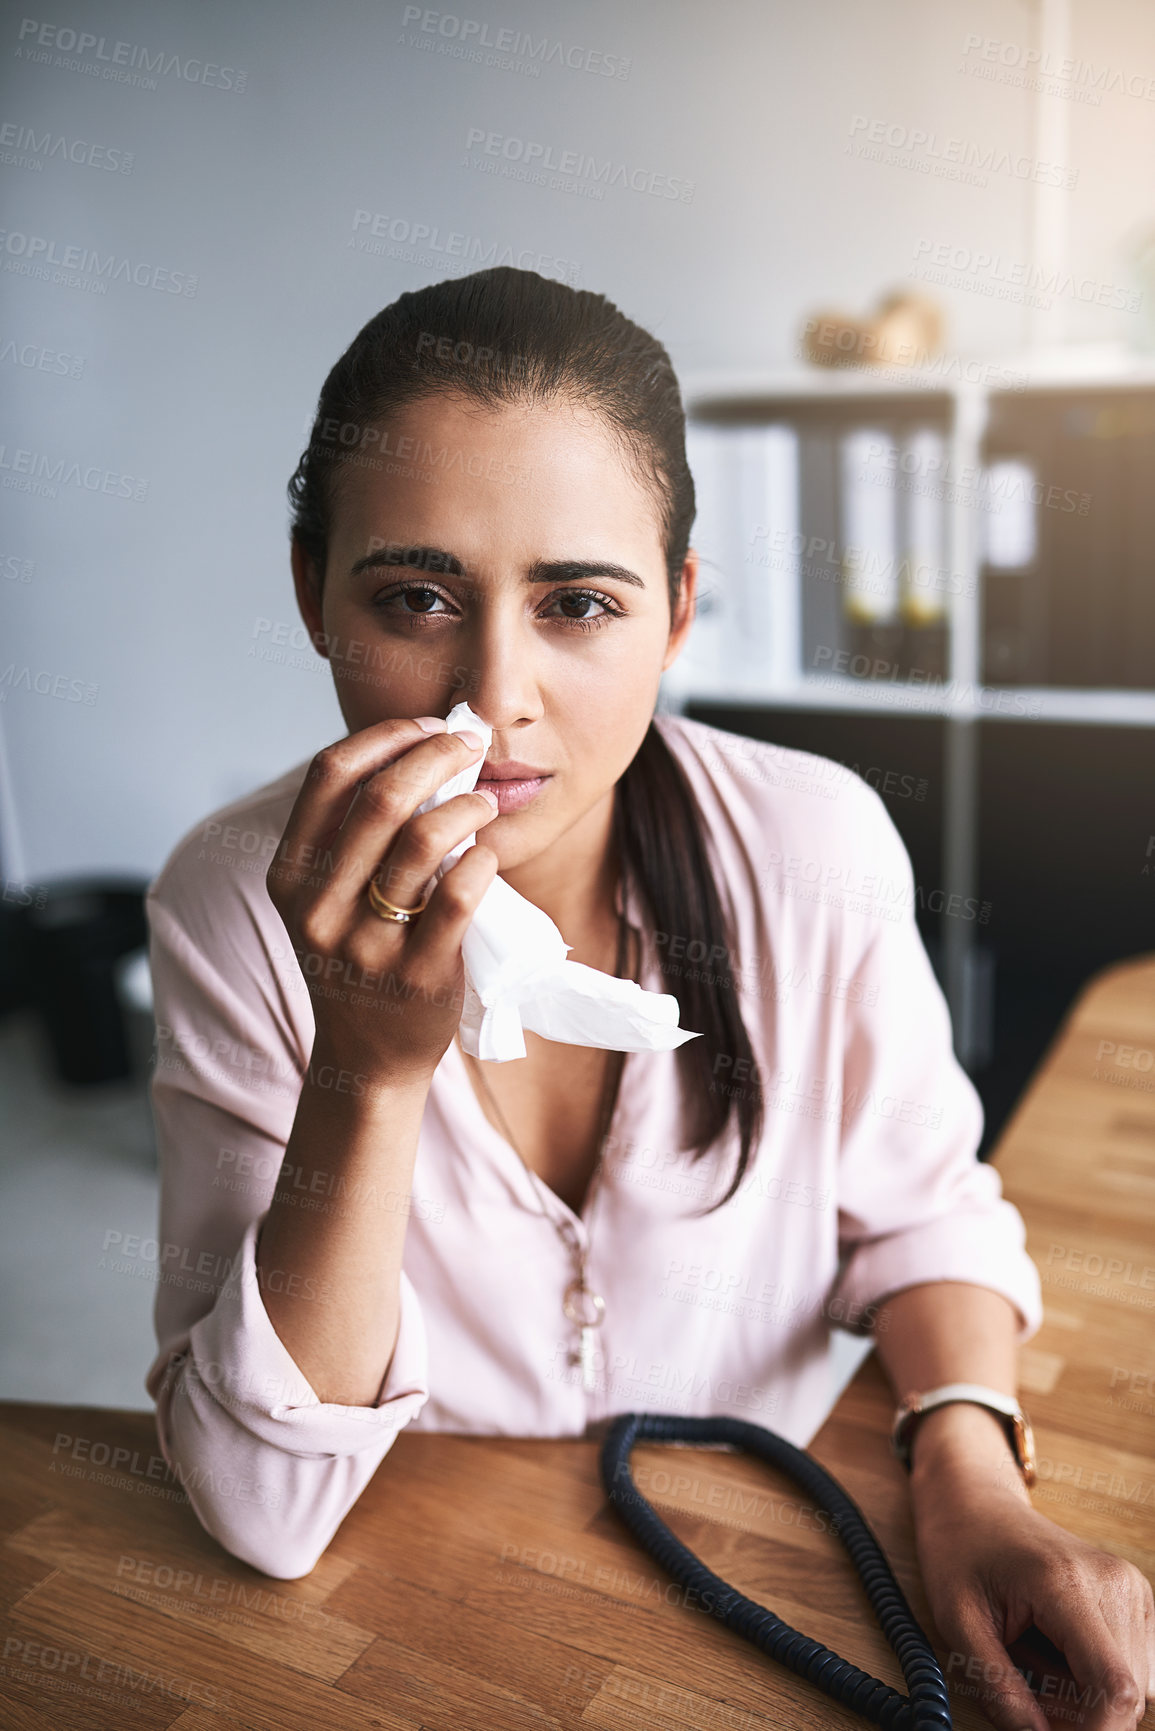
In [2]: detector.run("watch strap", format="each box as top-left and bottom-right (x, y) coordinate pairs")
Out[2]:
(891, 1382), (1037, 1487)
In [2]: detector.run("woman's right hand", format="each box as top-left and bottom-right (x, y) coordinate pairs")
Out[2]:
(266, 714), (500, 1083)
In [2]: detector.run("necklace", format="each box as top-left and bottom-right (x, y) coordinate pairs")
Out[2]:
(456, 909), (635, 1395)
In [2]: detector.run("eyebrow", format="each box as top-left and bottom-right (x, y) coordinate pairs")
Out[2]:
(349, 545), (647, 588)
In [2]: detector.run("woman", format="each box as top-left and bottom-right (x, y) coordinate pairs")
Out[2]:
(146, 267), (1152, 1729)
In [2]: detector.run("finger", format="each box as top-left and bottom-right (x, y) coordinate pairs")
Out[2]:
(1113, 1574), (1150, 1727)
(324, 732), (488, 914)
(403, 842), (499, 973)
(369, 788), (500, 913)
(270, 716), (446, 901)
(1121, 1566), (1153, 1716)
(1030, 1600), (1144, 1730)
(943, 1603), (1051, 1731)
(1118, 1573), (1152, 1726)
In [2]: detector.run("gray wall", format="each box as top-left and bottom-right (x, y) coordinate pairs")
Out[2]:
(3, 0), (1153, 883)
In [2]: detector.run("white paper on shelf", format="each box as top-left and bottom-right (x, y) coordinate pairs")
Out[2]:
(736, 423), (801, 691)
(671, 422), (803, 702)
(411, 702), (702, 1062)
(840, 426), (899, 621)
(901, 428), (948, 623)
(667, 421), (730, 700)
(984, 459), (1038, 568)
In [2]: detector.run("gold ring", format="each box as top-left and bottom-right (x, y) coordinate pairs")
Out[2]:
(367, 875), (429, 924)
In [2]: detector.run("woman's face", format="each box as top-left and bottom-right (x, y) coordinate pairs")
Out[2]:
(292, 390), (697, 872)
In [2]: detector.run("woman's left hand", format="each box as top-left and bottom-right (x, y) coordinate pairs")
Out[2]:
(914, 1483), (1155, 1731)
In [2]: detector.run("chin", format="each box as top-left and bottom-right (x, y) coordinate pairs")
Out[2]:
(484, 810), (563, 868)
(479, 818), (534, 864)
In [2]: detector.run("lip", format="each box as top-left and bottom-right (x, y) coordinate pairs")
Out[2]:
(476, 761), (552, 815)
(478, 760), (550, 781)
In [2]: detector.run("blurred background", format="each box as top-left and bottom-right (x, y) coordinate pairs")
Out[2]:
(2, 0), (1153, 1407)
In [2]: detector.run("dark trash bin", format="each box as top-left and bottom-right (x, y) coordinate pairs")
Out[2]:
(0, 887), (36, 1019)
(23, 877), (150, 1086)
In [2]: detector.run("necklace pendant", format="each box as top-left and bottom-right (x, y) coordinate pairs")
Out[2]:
(563, 1281), (605, 1396)
(578, 1324), (597, 1394)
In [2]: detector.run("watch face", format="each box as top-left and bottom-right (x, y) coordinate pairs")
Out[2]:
(1013, 1413), (1038, 1487)
(892, 1396), (1037, 1485)
(891, 1395), (921, 1452)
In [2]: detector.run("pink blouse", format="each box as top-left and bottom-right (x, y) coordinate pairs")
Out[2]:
(144, 712), (1043, 1578)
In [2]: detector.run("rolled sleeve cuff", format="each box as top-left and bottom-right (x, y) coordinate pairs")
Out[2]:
(830, 1198), (1044, 1345)
(186, 1215), (430, 1453)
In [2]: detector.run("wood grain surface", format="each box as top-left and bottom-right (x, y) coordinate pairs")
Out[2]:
(1, 955), (1152, 1730)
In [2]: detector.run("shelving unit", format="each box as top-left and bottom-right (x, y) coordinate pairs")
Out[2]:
(666, 356), (1155, 1067)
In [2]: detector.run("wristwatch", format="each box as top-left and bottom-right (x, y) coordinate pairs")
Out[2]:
(891, 1382), (1037, 1487)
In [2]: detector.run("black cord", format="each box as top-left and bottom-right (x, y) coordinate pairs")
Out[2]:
(600, 1412), (952, 1730)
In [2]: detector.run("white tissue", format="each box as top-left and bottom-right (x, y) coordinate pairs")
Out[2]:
(413, 701), (701, 1062)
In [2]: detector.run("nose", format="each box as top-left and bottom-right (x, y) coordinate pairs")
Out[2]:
(462, 605), (545, 734)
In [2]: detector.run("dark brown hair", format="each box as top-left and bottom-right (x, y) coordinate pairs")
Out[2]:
(287, 267), (763, 1212)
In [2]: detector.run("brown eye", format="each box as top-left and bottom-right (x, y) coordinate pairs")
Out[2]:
(405, 588), (441, 613)
(373, 584), (452, 618)
(545, 587), (622, 626)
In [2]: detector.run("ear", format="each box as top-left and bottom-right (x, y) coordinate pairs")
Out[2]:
(661, 546), (699, 672)
(290, 537), (329, 657)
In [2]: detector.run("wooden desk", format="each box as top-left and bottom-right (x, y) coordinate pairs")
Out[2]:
(2, 957), (1153, 1730)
